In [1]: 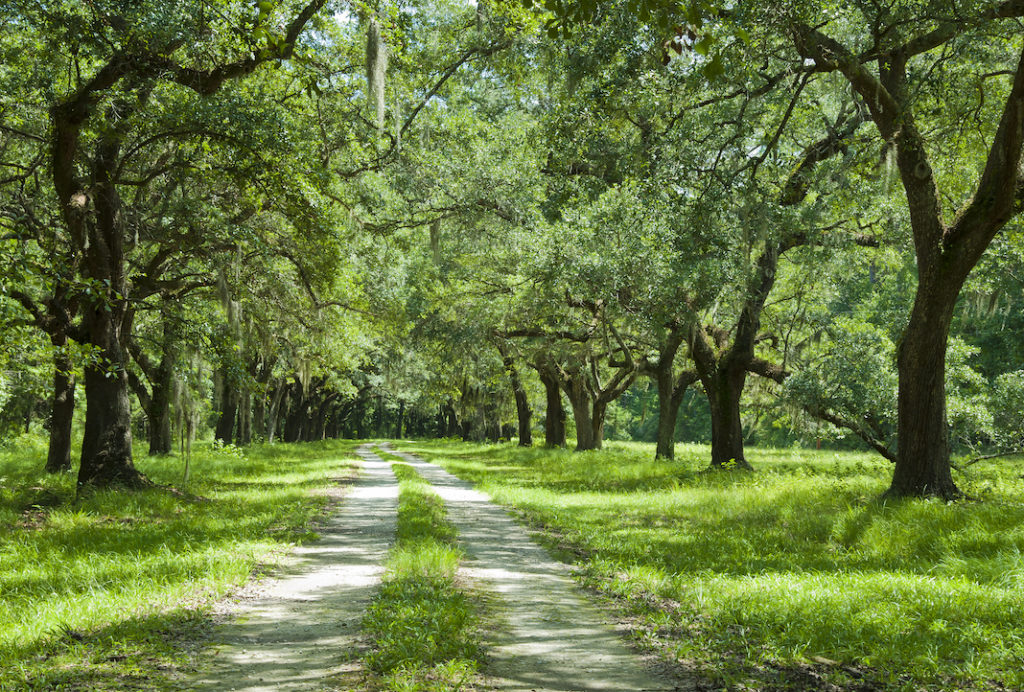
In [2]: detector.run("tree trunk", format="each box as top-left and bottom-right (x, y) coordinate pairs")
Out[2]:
(284, 380), (309, 443)
(253, 387), (266, 443)
(563, 373), (595, 451)
(704, 366), (752, 470)
(444, 399), (461, 437)
(266, 381), (286, 442)
(513, 383), (532, 446)
(497, 341), (533, 446)
(485, 397), (501, 443)
(237, 386), (252, 446)
(214, 372), (237, 444)
(591, 399), (607, 450)
(396, 399), (405, 439)
(889, 275), (961, 498)
(78, 306), (144, 488)
(655, 369), (678, 461)
(538, 367), (566, 448)
(147, 368), (173, 455)
(45, 338), (75, 473)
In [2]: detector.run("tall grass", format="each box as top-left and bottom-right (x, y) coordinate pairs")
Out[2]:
(0, 436), (357, 690)
(401, 440), (1024, 691)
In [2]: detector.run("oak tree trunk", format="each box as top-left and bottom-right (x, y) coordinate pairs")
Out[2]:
(538, 367), (566, 448)
(78, 306), (144, 488)
(654, 369), (680, 461)
(889, 273), (962, 498)
(214, 374), (237, 444)
(704, 366), (753, 470)
(45, 340), (75, 473)
(563, 374), (596, 451)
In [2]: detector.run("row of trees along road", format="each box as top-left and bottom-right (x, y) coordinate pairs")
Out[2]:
(2, 0), (1024, 500)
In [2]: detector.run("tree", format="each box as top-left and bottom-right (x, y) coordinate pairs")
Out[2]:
(783, 4), (1024, 497)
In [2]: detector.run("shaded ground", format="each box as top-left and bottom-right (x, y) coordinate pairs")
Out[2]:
(188, 445), (396, 691)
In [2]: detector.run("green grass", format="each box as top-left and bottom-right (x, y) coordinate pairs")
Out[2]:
(398, 439), (1024, 691)
(0, 434), (358, 690)
(361, 462), (484, 692)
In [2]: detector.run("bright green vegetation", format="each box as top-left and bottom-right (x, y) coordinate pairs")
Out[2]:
(0, 437), (357, 690)
(362, 462), (484, 692)
(402, 439), (1024, 691)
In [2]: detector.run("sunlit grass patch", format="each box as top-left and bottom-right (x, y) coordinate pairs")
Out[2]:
(362, 462), (484, 692)
(0, 437), (358, 689)
(400, 440), (1024, 690)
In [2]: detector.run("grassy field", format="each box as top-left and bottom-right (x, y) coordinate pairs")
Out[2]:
(0, 435), (358, 691)
(398, 440), (1024, 691)
(360, 459), (485, 692)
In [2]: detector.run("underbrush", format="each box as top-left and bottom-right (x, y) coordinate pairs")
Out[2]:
(0, 436), (357, 690)
(362, 462), (484, 692)
(400, 439), (1024, 691)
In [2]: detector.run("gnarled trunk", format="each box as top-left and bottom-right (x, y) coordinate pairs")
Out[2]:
(78, 305), (144, 488)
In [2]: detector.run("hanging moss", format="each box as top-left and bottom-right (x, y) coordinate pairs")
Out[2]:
(366, 17), (388, 131)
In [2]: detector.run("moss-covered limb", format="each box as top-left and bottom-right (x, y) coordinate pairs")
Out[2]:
(400, 439), (1024, 692)
(361, 462), (486, 692)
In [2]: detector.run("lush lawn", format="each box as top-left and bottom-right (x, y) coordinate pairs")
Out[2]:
(398, 440), (1024, 691)
(360, 460), (485, 692)
(0, 435), (358, 690)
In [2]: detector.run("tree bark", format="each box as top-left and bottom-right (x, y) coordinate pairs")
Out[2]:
(889, 269), (962, 497)
(284, 380), (306, 443)
(704, 365), (753, 470)
(214, 368), (237, 444)
(655, 376), (678, 461)
(653, 362), (697, 461)
(45, 335), (75, 473)
(266, 380), (287, 442)
(561, 371), (596, 451)
(78, 306), (144, 488)
(75, 138), (146, 489)
(496, 340), (533, 446)
(147, 367), (173, 455)
(237, 386), (252, 446)
(535, 358), (566, 448)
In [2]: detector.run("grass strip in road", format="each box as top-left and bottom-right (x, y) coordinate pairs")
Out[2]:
(399, 439), (1024, 692)
(362, 462), (484, 692)
(0, 436), (358, 690)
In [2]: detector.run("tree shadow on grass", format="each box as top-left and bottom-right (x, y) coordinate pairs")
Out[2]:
(2, 607), (215, 691)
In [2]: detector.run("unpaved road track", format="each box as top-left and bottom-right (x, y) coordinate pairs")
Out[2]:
(382, 443), (683, 692)
(191, 442), (688, 691)
(189, 445), (396, 691)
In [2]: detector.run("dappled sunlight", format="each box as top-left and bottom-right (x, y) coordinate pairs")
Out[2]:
(385, 444), (676, 691)
(408, 441), (1024, 689)
(0, 440), (361, 688)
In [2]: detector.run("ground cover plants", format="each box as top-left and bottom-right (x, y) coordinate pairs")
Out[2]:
(0, 436), (358, 690)
(400, 439), (1024, 691)
(361, 458), (485, 692)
